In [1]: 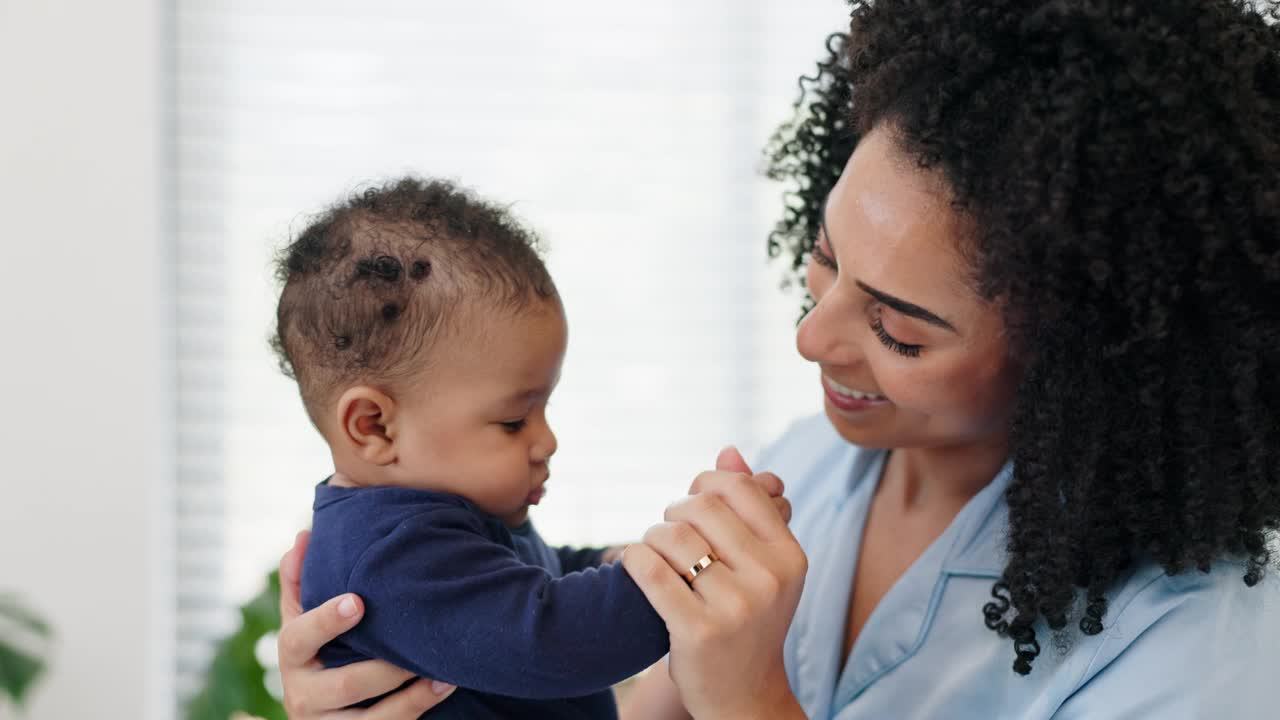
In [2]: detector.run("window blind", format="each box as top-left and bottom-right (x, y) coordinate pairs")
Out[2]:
(174, 0), (847, 701)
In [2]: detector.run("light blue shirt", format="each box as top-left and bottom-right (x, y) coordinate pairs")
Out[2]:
(755, 415), (1280, 719)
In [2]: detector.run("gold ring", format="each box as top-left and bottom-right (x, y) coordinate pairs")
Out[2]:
(683, 552), (719, 586)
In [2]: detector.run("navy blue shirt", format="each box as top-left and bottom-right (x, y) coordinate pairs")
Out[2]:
(301, 483), (670, 719)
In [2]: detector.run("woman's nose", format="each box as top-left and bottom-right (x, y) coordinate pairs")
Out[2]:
(796, 291), (860, 367)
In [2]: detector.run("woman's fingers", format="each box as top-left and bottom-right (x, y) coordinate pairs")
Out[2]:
(685, 471), (792, 544)
(641, 521), (717, 583)
(279, 530), (310, 622)
(622, 542), (703, 619)
(359, 678), (457, 720)
(631, 463), (809, 720)
(308, 660), (422, 714)
(771, 495), (793, 524)
(749, 471), (785, 499)
(665, 482), (765, 563)
(278, 593), (364, 670)
(692, 468), (788, 515)
(640, 520), (739, 608)
(274, 523), (453, 719)
(276, 595), (452, 718)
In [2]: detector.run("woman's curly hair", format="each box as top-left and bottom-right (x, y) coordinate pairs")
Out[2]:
(766, 0), (1280, 674)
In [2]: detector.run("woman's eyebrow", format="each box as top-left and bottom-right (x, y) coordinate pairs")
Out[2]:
(820, 192), (959, 334)
(856, 281), (958, 332)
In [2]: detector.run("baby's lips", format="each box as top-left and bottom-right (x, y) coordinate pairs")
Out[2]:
(527, 485), (547, 505)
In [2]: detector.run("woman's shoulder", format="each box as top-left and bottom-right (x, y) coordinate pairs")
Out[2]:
(1105, 557), (1279, 656)
(1097, 557), (1279, 651)
(1053, 558), (1280, 717)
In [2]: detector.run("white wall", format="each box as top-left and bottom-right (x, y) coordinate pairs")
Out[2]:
(0, 0), (172, 718)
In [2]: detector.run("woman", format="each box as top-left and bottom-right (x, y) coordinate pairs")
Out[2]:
(275, 1), (1280, 717)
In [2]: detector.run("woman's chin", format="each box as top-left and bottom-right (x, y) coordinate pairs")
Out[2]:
(823, 399), (900, 449)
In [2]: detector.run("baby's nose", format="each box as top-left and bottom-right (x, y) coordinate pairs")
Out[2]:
(534, 428), (557, 463)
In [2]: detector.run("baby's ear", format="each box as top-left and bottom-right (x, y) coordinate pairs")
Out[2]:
(335, 386), (398, 466)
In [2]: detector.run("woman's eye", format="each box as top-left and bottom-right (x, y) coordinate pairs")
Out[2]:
(870, 313), (923, 358)
(811, 235), (837, 270)
(500, 419), (527, 433)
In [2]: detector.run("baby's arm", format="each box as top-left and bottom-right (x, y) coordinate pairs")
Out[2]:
(554, 544), (609, 573)
(342, 507), (669, 700)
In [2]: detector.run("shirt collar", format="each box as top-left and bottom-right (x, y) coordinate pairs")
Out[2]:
(939, 459), (1014, 578)
(831, 440), (1015, 578)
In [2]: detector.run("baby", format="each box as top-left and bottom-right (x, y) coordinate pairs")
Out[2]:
(275, 177), (673, 718)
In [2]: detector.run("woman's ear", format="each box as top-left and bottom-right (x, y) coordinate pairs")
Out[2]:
(335, 386), (399, 466)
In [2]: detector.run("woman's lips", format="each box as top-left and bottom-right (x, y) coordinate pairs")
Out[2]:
(821, 374), (891, 413)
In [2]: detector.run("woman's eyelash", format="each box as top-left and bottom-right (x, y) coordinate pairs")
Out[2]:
(811, 240), (837, 269)
(500, 419), (527, 433)
(812, 232), (922, 358)
(813, 248), (837, 269)
(871, 314), (923, 358)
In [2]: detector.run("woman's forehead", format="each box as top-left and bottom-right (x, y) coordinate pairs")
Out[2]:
(826, 128), (979, 313)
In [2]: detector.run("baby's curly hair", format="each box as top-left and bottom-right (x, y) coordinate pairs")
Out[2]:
(272, 177), (557, 428)
(767, 0), (1280, 674)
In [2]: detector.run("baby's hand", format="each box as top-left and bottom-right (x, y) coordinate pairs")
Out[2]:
(581, 447), (792, 568)
(692, 446), (791, 524)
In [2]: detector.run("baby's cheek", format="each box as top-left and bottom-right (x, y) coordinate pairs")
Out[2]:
(483, 452), (532, 504)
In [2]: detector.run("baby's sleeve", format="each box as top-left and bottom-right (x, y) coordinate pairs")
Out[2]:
(554, 544), (607, 573)
(342, 507), (669, 700)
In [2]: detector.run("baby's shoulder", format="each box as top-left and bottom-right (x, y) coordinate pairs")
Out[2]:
(313, 487), (501, 556)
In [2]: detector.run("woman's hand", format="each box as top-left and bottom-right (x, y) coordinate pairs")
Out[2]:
(707, 447), (791, 524)
(277, 530), (457, 718)
(618, 660), (692, 720)
(623, 452), (809, 720)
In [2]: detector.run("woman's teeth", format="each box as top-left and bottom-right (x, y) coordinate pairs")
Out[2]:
(825, 375), (887, 401)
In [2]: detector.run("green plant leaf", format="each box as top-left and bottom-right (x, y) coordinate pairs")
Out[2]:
(185, 571), (286, 720)
(0, 639), (46, 707)
(0, 593), (51, 708)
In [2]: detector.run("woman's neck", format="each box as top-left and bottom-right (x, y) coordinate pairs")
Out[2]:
(881, 433), (1010, 513)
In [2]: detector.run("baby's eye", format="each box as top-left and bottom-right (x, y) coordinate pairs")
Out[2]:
(500, 419), (527, 433)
